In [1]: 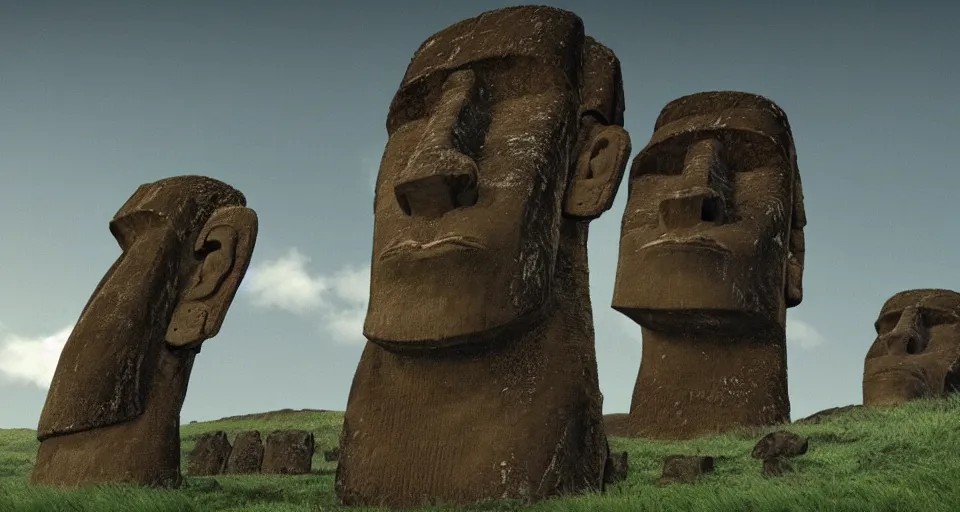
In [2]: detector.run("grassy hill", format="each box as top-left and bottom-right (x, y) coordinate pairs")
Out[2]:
(2, 396), (959, 511)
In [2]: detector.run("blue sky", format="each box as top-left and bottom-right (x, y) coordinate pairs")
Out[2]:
(1, 0), (957, 428)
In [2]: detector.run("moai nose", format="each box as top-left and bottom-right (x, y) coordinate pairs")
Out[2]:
(657, 138), (729, 230)
(394, 69), (482, 219)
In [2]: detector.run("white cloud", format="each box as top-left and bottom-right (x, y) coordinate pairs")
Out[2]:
(786, 318), (825, 349)
(244, 248), (327, 313)
(244, 250), (370, 345)
(319, 266), (369, 345)
(0, 324), (74, 389)
(324, 305), (368, 345)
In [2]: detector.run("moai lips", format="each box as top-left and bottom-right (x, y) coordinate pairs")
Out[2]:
(863, 289), (960, 406)
(612, 91), (806, 440)
(30, 176), (257, 488)
(336, 5), (632, 508)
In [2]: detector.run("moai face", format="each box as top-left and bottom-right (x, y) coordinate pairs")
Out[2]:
(863, 289), (960, 406)
(363, 9), (631, 349)
(612, 92), (805, 335)
(37, 176), (258, 440)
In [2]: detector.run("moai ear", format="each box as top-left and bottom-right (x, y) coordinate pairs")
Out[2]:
(165, 206), (258, 348)
(785, 173), (805, 308)
(563, 123), (632, 220)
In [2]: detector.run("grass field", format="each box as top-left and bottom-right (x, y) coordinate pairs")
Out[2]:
(2, 396), (959, 511)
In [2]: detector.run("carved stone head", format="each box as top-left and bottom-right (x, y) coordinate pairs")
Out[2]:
(612, 91), (805, 335)
(863, 289), (960, 406)
(37, 175), (258, 440)
(363, 6), (632, 350)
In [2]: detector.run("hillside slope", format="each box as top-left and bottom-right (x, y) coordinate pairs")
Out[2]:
(2, 397), (959, 511)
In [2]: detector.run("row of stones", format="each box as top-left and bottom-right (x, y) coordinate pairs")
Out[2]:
(612, 430), (811, 486)
(187, 429), (323, 476)
(666, 430), (809, 483)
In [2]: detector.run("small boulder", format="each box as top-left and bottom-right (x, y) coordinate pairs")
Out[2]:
(763, 457), (793, 477)
(323, 446), (340, 462)
(603, 451), (628, 484)
(752, 431), (808, 460)
(656, 455), (714, 485)
(187, 431), (232, 476)
(225, 430), (264, 474)
(262, 429), (315, 475)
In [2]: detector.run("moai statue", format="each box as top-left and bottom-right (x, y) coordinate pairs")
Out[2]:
(611, 91), (806, 440)
(31, 176), (258, 488)
(863, 289), (960, 406)
(336, 5), (632, 508)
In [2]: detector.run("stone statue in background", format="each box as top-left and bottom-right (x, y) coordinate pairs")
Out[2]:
(863, 289), (960, 406)
(31, 175), (258, 488)
(336, 5), (632, 508)
(611, 91), (806, 440)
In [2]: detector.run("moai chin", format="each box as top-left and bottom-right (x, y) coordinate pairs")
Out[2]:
(31, 175), (258, 488)
(863, 289), (960, 406)
(611, 91), (806, 440)
(336, 5), (633, 508)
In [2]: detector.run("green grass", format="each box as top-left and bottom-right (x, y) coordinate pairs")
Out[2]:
(2, 397), (959, 511)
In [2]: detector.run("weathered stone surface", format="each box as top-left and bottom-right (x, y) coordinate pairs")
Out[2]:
(603, 451), (628, 485)
(336, 5), (633, 508)
(262, 430), (315, 475)
(863, 289), (960, 406)
(751, 431), (808, 460)
(763, 457), (792, 477)
(323, 447), (340, 462)
(30, 176), (258, 488)
(611, 91), (805, 440)
(187, 431), (232, 476)
(656, 455), (714, 485)
(794, 405), (861, 424)
(225, 430), (264, 474)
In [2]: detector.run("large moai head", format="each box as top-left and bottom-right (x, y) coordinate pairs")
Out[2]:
(863, 289), (960, 406)
(612, 91), (805, 335)
(33, 175), (257, 487)
(363, 5), (631, 350)
(338, 6), (631, 507)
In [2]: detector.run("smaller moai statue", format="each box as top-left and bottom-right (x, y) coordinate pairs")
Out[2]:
(30, 176), (258, 488)
(863, 289), (960, 406)
(611, 91), (806, 440)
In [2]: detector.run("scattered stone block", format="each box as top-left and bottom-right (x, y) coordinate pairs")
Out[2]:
(323, 446), (340, 462)
(763, 457), (793, 477)
(262, 429), (315, 475)
(603, 451), (628, 484)
(656, 455), (714, 485)
(752, 430), (808, 460)
(187, 431), (232, 476)
(224, 430), (264, 474)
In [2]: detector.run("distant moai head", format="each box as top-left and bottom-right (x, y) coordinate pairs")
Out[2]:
(37, 175), (258, 440)
(863, 289), (960, 406)
(363, 5), (632, 349)
(612, 91), (805, 335)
